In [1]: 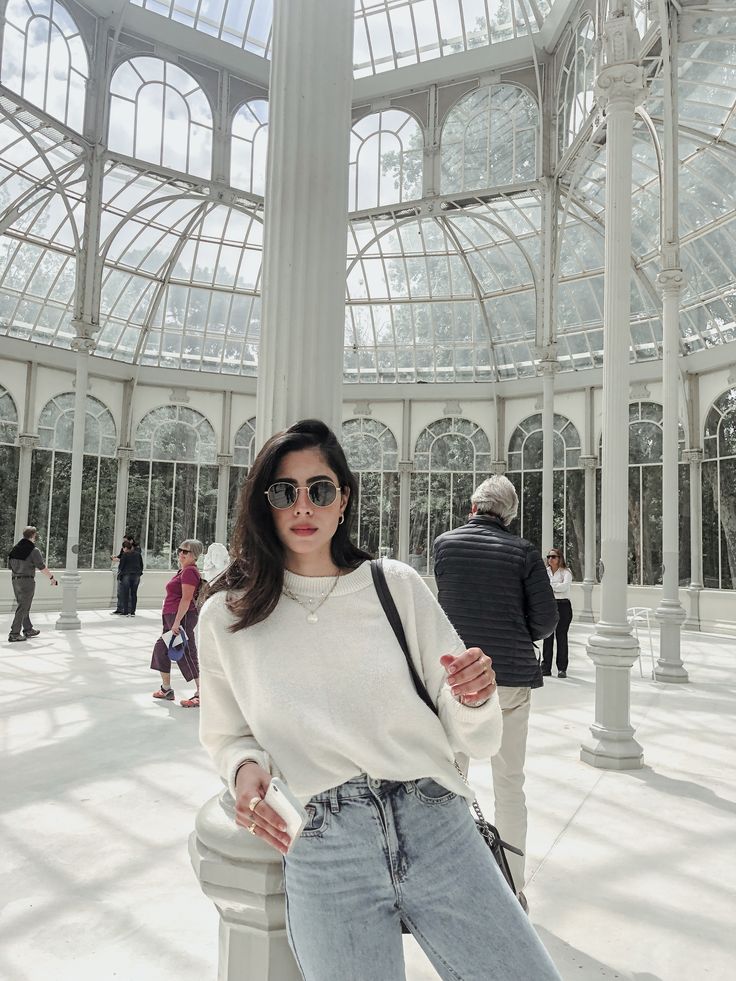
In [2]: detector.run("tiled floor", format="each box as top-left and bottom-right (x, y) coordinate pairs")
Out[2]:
(2, 611), (734, 980)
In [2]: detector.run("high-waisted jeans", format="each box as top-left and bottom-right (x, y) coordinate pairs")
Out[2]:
(283, 775), (561, 981)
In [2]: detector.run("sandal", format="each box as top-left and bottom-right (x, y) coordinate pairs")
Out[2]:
(180, 692), (200, 708)
(153, 686), (175, 701)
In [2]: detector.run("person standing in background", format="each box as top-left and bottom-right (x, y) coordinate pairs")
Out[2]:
(7, 526), (57, 642)
(118, 541), (144, 616)
(150, 539), (202, 707)
(542, 549), (573, 679)
(433, 475), (558, 910)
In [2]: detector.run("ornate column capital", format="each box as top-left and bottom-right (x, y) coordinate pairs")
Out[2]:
(657, 267), (686, 294)
(491, 459), (508, 475)
(17, 433), (39, 449)
(116, 446), (134, 463)
(595, 63), (647, 110)
(578, 454), (598, 471)
(217, 453), (234, 467)
(398, 460), (413, 475)
(70, 320), (97, 354)
(682, 448), (704, 465)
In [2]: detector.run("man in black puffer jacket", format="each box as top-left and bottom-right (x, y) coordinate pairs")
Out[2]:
(433, 474), (557, 906)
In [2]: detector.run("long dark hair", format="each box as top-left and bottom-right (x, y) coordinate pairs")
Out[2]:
(206, 419), (371, 630)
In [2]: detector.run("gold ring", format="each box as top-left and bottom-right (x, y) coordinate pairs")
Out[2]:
(248, 796), (262, 813)
(248, 821), (257, 835)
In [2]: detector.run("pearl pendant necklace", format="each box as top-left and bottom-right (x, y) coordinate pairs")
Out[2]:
(282, 571), (341, 623)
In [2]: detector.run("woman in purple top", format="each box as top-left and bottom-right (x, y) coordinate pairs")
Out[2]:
(150, 539), (203, 707)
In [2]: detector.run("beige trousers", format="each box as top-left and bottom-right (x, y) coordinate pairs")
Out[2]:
(490, 685), (532, 891)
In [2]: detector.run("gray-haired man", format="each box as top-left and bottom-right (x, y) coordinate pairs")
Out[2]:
(433, 474), (557, 906)
(7, 526), (58, 642)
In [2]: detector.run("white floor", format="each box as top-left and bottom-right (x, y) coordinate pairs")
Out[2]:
(1, 611), (735, 981)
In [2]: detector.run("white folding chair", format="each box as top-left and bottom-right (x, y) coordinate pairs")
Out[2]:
(626, 607), (656, 679)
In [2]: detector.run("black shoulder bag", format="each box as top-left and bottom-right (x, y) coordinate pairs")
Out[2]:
(370, 559), (523, 899)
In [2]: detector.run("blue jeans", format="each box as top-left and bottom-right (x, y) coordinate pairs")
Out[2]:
(283, 776), (561, 981)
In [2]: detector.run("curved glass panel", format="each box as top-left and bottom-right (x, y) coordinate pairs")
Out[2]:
(109, 57), (213, 178)
(349, 109), (423, 211)
(0, 384), (19, 568)
(703, 388), (736, 589)
(441, 84), (538, 193)
(410, 416), (490, 575)
(232, 99), (269, 195)
(1, 0), (89, 131)
(133, 404), (216, 463)
(342, 416), (399, 557)
(557, 13), (595, 157)
(228, 415), (256, 539)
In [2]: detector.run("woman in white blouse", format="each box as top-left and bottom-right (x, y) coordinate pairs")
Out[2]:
(542, 549), (573, 678)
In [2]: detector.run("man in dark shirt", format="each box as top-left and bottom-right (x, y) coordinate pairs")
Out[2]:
(433, 475), (557, 906)
(7, 526), (58, 642)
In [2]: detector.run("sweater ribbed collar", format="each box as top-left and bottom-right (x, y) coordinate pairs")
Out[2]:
(283, 560), (373, 598)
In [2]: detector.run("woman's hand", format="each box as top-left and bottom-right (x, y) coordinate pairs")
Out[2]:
(234, 762), (292, 855)
(440, 648), (496, 707)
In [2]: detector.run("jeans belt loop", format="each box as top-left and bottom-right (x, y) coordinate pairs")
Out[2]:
(328, 786), (340, 813)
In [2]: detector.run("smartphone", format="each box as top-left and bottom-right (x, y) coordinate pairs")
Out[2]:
(264, 778), (309, 850)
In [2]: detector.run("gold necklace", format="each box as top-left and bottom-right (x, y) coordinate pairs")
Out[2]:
(282, 571), (341, 623)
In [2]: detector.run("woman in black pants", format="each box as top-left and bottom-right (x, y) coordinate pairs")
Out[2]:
(542, 548), (573, 678)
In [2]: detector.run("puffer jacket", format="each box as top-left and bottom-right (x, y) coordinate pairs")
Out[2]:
(433, 514), (558, 689)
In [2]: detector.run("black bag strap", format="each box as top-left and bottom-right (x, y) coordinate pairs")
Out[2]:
(370, 559), (436, 715)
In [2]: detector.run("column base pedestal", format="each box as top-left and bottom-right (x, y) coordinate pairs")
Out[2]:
(579, 580), (595, 622)
(683, 585), (702, 632)
(580, 726), (643, 770)
(655, 602), (688, 684)
(55, 571), (81, 631)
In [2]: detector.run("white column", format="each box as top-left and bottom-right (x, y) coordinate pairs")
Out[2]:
(398, 399), (412, 565)
(190, 792), (300, 981)
(578, 455), (597, 622)
(683, 447), (704, 630)
(14, 434), (38, 540)
(581, 12), (646, 770)
(216, 454), (233, 545)
(654, 269), (688, 681)
(56, 340), (93, 631)
(255, 0), (354, 448)
(541, 360), (556, 554)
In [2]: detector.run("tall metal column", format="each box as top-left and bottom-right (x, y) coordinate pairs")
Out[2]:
(541, 359), (557, 554)
(56, 341), (93, 630)
(13, 361), (38, 539)
(654, 0), (687, 681)
(255, 0), (354, 447)
(581, 6), (646, 769)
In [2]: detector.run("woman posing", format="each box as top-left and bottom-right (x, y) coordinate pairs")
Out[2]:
(542, 548), (573, 678)
(150, 539), (202, 707)
(198, 419), (560, 981)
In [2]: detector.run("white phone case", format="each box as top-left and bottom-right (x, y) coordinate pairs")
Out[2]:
(264, 778), (309, 850)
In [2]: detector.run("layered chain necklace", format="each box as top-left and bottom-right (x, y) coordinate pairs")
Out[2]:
(282, 571), (341, 624)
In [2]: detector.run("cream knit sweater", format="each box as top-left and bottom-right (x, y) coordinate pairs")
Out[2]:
(198, 559), (502, 804)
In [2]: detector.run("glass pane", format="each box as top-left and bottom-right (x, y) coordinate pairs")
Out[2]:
(382, 471), (400, 559)
(77, 455), (100, 569)
(679, 463), (691, 587)
(228, 465), (247, 543)
(48, 451), (72, 567)
(521, 471), (542, 552)
(196, 465), (219, 551)
(126, 461), (151, 558)
(409, 472), (429, 574)
(428, 472), (452, 572)
(628, 467), (641, 585)
(147, 461), (175, 569)
(506, 471), (522, 538)
(356, 470), (381, 556)
(720, 457), (736, 589)
(95, 457), (118, 569)
(172, 463), (199, 560)
(702, 461), (720, 588)
(0, 445), (19, 567)
(640, 466), (663, 585)
(565, 469), (585, 581)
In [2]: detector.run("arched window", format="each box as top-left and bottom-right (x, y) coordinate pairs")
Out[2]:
(597, 402), (689, 587)
(231, 100), (269, 195)
(410, 417), (491, 575)
(506, 413), (583, 578)
(127, 405), (217, 568)
(440, 84), (538, 194)
(228, 416), (256, 541)
(1, 0), (89, 131)
(557, 15), (596, 157)
(703, 388), (736, 589)
(29, 393), (118, 568)
(342, 417), (399, 557)
(109, 57), (213, 178)
(349, 109), (423, 211)
(0, 385), (20, 566)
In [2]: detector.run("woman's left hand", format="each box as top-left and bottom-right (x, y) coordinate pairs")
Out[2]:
(440, 648), (496, 706)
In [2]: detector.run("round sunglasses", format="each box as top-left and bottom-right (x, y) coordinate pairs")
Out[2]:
(265, 480), (340, 510)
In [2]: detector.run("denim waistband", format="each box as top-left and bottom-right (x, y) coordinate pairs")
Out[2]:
(309, 775), (417, 808)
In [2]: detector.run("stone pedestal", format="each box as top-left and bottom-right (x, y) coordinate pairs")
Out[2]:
(190, 791), (300, 981)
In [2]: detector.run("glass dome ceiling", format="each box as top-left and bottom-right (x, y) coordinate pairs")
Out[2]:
(129, 0), (558, 76)
(0, 2), (735, 382)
